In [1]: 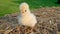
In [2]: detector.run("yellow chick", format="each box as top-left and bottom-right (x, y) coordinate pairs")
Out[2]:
(18, 2), (37, 27)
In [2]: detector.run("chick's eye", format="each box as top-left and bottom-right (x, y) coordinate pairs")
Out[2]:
(25, 10), (27, 12)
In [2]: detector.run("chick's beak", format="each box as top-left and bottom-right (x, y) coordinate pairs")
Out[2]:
(21, 9), (24, 13)
(22, 12), (24, 13)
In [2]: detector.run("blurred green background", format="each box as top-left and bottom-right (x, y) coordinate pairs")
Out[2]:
(0, 0), (60, 16)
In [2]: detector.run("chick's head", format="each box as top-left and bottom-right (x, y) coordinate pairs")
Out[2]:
(19, 2), (30, 16)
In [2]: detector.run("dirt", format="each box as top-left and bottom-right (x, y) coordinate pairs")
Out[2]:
(0, 7), (60, 34)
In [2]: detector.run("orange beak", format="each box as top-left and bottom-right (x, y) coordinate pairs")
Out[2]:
(22, 11), (24, 13)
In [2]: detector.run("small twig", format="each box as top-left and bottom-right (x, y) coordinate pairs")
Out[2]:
(0, 30), (5, 32)
(5, 26), (10, 30)
(4, 29), (14, 34)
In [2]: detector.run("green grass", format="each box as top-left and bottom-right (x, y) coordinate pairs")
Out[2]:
(0, 0), (60, 16)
